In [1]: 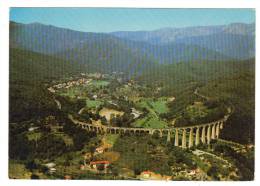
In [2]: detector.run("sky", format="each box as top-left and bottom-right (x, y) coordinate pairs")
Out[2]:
(10, 8), (255, 33)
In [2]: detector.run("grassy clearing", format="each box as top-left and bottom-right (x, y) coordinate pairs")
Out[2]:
(133, 117), (149, 127)
(145, 117), (168, 128)
(86, 99), (103, 109)
(150, 98), (169, 114)
(59, 86), (86, 99)
(133, 114), (168, 129)
(134, 97), (169, 128)
(137, 97), (169, 116)
(27, 132), (42, 141)
(103, 134), (119, 147)
(137, 99), (158, 118)
(97, 151), (120, 163)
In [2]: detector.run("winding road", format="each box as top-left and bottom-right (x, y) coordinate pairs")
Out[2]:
(194, 87), (210, 101)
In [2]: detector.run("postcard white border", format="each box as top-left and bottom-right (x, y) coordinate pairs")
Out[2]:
(0, 0), (258, 186)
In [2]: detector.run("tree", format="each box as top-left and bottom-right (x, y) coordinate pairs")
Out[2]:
(134, 168), (141, 175)
(101, 117), (108, 125)
(9, 133), (32, 160)
(110, 164), (119, 177)
(64, 154), (73, 167)
(31, 174), (40, 179)
(26, 160), (38, 171)
(207, 165), (219, 180)
(36, 134), (67, 159)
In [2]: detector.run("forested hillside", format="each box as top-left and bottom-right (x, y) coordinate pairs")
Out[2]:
(55, 36), (158, 75)
(136, 59), (255, 143)
(9, 48), (83, 122)
(200, 59), (255, 143)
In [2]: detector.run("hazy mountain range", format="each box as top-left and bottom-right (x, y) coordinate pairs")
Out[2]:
(10, 21), (255, 73)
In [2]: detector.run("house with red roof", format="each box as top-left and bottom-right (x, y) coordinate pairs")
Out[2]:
(90, 160), (110, 170)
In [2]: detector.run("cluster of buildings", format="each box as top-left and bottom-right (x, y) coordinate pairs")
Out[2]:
(90, 161), (110, 171)
(87, 73), (102, 79)
(48, 78), (92, 93)
(80, 160), (111, 173)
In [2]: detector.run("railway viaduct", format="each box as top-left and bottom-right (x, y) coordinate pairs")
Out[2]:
(68, 113), (230, 149)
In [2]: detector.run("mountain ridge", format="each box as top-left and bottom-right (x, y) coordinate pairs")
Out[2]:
(10, 21), (255, 72)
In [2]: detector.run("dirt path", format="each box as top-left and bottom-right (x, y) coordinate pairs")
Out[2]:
(194, 87), (210, 101)
(54, 99), (61, 110)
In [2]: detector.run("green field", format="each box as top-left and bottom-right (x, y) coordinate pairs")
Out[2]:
(59, 86), (86, 98)
(149, 98), (169, 114)
(86, 99), (103, 109)
(103, 134), (119, 146)
(133, 114), (168, 129)
(134, 97), (170, 128)
(137, 100), (157, 117)
(137, 98), (169, 115)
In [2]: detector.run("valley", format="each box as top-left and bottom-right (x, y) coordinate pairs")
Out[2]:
(9, 20), (255, 181)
